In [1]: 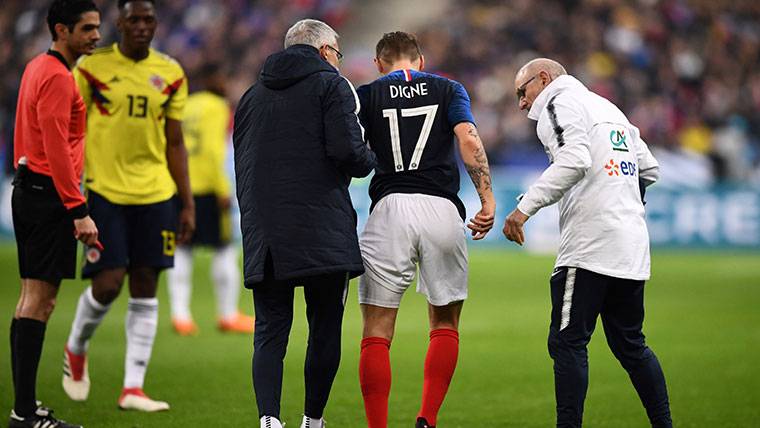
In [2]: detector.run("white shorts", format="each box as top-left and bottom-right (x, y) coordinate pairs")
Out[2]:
(358, 193), (468, 308)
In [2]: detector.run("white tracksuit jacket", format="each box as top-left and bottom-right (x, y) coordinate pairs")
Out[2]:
(517, 75), (659, 280)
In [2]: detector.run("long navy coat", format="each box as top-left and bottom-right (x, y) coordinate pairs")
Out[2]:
(233, 44), (376, 287)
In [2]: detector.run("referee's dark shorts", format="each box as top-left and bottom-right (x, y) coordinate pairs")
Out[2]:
(548, 267), (672, 428)
(12, 165), (78, 283)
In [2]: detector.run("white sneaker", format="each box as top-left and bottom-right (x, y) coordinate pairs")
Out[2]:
(300, 416), (325, 428)
(260, 416), (284, 428)
(62, 346), (90, 401)
(118, 388), (170, 412)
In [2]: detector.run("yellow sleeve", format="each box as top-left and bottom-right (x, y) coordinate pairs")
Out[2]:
(72, 64), (92, 110)
(212, 101), (232, 198)
(165, 66), (188, 121)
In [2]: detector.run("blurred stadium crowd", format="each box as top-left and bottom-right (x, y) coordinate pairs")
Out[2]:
(412, 0), (760, 185)
(1, 0), (759, 185)
(0, 0), (351, 173)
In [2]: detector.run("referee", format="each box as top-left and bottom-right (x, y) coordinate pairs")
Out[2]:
(8, 1), (100, 427)
(503, 58), (672, 428)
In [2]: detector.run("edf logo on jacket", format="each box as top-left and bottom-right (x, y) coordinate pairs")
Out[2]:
(517, 75), (660, 280)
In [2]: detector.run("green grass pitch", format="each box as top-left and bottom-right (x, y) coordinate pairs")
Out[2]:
(1, 244), (759, 427)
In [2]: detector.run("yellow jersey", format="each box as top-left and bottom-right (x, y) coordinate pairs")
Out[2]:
(74, 43), (188, 205)
(183, 91), (231, 198)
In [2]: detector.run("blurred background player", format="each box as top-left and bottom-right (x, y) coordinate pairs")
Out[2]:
(167, 63), (254, 336)
(356, 31), (495, 428)
(61, 0), (194, 413)
(8, 1), (100, 427)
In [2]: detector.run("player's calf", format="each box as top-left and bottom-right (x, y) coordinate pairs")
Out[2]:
(417, 328), (459, 427)
(90, 268), (128, 305)
(359, 336), (391, 428)
(17, 280), (59, 322)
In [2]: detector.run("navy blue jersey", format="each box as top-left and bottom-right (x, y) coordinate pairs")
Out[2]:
(357, 69), (475, 220)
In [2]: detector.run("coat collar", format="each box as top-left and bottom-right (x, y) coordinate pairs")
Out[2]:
(527, 75), (586, 121)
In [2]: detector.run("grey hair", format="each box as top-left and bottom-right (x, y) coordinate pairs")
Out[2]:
(284, 19), (339, 49)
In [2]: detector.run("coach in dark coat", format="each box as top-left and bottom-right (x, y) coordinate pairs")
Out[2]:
(234, 40), (375, 288)
(232, 19), (375, 428)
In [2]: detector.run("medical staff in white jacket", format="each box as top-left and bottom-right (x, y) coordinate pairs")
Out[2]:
(504, 58), (672, 428)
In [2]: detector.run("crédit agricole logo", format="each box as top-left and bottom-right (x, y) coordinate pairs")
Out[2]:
(610, 129), (629, 152)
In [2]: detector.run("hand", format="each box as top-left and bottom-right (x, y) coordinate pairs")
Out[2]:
(177, 205), (196, 245)
(73, 215), (99, 247)
(503, 208), (530, 246)
(467, 201), (495, 240)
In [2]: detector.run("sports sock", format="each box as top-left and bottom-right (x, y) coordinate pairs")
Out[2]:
(13, 318), (46, 417)
(10, 318), (18, 389)
(124, 297), (158, 389)
(212, 244), (241, 320)
(167, 246), (193, 321)
(418, 328), (459, 426)
(67, 286), (111, 355)
(359, 337), (392, 428)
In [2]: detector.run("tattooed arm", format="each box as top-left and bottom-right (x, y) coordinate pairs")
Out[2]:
(454, 122), (495, 240)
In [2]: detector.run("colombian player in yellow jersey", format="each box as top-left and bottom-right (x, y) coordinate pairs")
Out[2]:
(167, 64), (254, 336)
(61, 0), (195, 413)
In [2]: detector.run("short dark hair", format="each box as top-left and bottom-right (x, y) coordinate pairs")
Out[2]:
(47, 0), (99, 41)
(376, 31), (421, 64)
(118, 0), (156, 9)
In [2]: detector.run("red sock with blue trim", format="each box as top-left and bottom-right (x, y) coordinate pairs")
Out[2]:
(418, 328), (459, 426)
(360, 337), (391, 428)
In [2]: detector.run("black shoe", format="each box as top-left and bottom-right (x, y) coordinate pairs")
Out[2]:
(9, 407), (83, 428)
(416, 417), (435, 428)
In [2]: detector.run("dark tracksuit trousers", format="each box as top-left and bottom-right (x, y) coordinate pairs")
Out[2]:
(251, 265), (349, 420)
(549, 267), (672, 428)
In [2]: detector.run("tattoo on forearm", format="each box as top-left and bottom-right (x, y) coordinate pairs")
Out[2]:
(467, 126), (480, 140)
(464, 126), (492, 204)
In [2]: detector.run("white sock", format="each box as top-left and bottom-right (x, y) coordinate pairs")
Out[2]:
(124, 297), (158, 389)
(212, 244), (241, 320)
(167, 246), (193, 321)
(260, 416), (284, 428)
(301, 415), (325, 428)
(67, 286), (111, 355)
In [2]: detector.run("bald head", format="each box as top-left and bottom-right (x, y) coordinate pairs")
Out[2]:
(514, 58), (567, 112)
(516, 58), (567, 83)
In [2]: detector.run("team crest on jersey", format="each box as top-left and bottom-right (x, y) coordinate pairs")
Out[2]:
(86, 247), (101, 264)
(149, 74), (165, 91)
